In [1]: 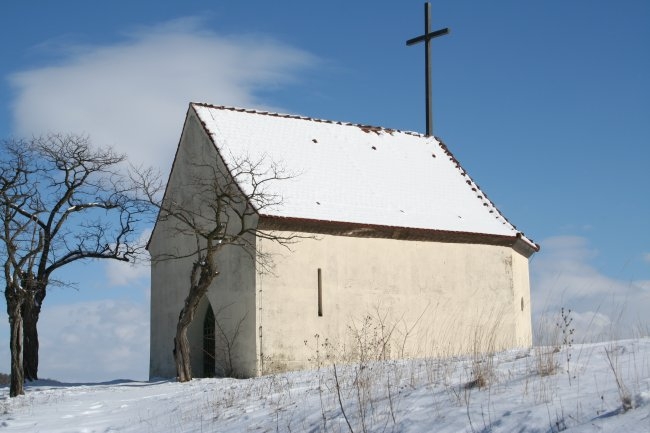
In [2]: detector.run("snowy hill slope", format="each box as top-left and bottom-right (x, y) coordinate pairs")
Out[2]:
(1, 339), (649, 432)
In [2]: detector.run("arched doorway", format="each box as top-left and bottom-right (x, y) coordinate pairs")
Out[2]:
(203, 305), (216, 377)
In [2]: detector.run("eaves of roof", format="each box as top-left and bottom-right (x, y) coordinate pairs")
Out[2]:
(258, 214), (539, 257)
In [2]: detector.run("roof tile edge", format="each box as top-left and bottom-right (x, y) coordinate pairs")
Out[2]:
(190, 102), (426, 138)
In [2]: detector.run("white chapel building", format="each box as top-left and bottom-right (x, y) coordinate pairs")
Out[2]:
(148, 102), (539, 379)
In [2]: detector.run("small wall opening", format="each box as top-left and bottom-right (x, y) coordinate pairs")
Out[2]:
(318, 268), (323, 317)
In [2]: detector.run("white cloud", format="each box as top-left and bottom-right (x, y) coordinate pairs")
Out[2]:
(9, 17), (316, 171)
(531, 236), (650, 341)
(0, 299), (149, 382)
(105, 260), (150, 287)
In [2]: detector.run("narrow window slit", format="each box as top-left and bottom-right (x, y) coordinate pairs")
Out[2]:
(317, 268), (323, 317)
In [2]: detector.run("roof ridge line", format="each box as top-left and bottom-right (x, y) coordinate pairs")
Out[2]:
(190, 102), (429, 139)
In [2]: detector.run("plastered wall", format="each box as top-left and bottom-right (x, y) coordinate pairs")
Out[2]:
(256, 233), (532, 374)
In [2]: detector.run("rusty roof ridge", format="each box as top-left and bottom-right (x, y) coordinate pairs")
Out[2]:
(190, 102), (428, 138)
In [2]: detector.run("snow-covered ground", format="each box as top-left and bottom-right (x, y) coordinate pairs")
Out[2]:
(1, 339), (649, 432)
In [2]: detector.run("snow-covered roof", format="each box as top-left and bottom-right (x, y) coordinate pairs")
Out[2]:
(191, 103), (537, 251)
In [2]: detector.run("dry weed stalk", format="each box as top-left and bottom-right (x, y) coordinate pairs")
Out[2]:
(604, 344), (633, 412)
(304, 306), (422, 432)
(533, 307), (576, 378)
(466, 308), (504, 389)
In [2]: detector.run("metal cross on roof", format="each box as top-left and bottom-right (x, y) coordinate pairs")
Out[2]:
(406, 2), (449, 137)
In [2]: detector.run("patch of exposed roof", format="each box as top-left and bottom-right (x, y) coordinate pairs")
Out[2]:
(191, 102), (537, 250)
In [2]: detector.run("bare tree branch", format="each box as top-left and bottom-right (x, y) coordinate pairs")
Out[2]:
(0, 134), (159, 396)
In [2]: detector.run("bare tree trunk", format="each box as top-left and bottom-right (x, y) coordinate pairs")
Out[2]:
(7, 300), (25, 397)
(173, 261), (215, 382)
(22, 294), (43, 381)
(174, 308), (193, 382)
(174, 289), (206, 382)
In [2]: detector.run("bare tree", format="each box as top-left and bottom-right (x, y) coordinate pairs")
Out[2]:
(0, 134), (153, 397)
(139, 153), (301, 382)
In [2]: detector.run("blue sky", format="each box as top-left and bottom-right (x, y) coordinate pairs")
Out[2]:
(1, 1), (648, 382)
